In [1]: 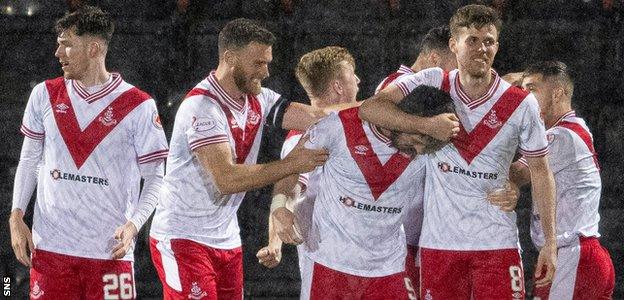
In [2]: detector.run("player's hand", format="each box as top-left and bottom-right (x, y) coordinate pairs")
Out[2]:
(487, 181), (519, 212)
(111, 221), (138, 259)
(256, 242), (282, 268)
(9, 210), (34, 267)
(535, 241), (557, 287)
(427, 113), (460, 141)
(272, 207), (303, 245)
(284, 135), (329, 174)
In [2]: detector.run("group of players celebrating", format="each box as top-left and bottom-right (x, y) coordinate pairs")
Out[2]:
(9, 3), (615, 300)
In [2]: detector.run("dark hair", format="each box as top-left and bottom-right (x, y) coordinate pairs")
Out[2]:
(449, 4), (502, 38)
(398, 85), (454, 117)
(420, 26), (451, 54)
(523, 60), (574, 96)
(218, 18), (276, 56)
(55, 5), (114, 43)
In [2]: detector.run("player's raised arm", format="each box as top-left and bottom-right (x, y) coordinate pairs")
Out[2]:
(194, 135), (326, 195)
(359, 82), (459, 141)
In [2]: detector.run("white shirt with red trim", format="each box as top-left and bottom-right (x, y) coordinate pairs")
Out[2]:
(150, 71), (281, 249)
(395, 68), (549, 250)
(518, 111), (601, 248)
(375, 65), (424, 248)
(20, 74), (168, 260)
(302, 108), (425, 277)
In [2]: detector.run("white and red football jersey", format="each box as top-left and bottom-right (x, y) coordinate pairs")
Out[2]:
(150, 71), (281, 249)
(302, 107), (426, 277)
(394, 68), (549, 250)
(20, 73), (168, 260)
(518, 111), (601, 248)
(375, 65), (424, 248)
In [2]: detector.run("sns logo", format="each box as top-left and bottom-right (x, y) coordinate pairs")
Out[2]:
(188, 282), (207, 299)
(30, 281), (44, 299)
(484, 109), (502, 129)
(99, 107), (117, 126)
(354, 145), (368, 155)
(248, 109), (260, 125)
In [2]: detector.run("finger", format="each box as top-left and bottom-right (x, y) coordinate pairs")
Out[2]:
(27, 235), (35, 254)
(112, 245), (129, 259)
(256, 248), (269, 259)
(114, 227), (123, 240)
(534, 259), (544, 279)
(291, 226), (304, 244)
(111, 242), (124, 255)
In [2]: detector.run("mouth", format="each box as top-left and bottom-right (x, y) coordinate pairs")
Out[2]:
(60, 61), (69, 69)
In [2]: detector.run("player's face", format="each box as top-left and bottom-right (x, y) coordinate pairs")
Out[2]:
(450, 25), (499, 78)
(55, 29), (90, 81)
(336, 61), (360, 103)
(390, 132), (427, 157)
(232, 42), (272, 95)
(522, 74), (553, 120)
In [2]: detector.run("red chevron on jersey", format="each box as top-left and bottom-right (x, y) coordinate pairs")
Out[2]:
(185, 88), (262, 164)
(46, 77), (150, 169)
(338, 108), (411, 200)
(557, 120), (600, 170)
(378, 72), (403, 91)
(441, 71), (450, 93)
(452, 86), (528, 164)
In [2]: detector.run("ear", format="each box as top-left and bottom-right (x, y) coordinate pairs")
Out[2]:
(552, 87), (565, 102)
(223, 50), (238, 66)
(332, 79), (343, 95)
(88, 42), (100, 58)
(449, 36), (458, 54)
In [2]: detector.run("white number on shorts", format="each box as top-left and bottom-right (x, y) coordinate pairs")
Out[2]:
(404, 277), (417, 300)
(509, 265), (523, 292)
(103, 273), (133, 299)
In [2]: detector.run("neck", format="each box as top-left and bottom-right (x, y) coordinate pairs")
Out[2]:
(547, 102), (573, 129)
(310, 92), (347, 109)
(77, 61), (110, 87)
(458, 69), (493, 100)
(411, 56), (428, 73)
(215, 64), (245, 103)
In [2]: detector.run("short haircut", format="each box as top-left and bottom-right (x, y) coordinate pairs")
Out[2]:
(523, 60), (575, 97)
(420, 25), (451, 54)
(398, 85), (454, 118)
(449, 4), (502, 38)
(295, 46), (356, 98)
(218, 18), (276, 56)
(55, 5), (114, 44)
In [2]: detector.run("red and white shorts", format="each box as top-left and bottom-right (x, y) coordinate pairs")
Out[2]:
(30, 249), (135, 299)
(149, 237), (243, 300)
(299, 254), (410, 300)
(404, 245), (420, 299)
(420, 247), (525, 300)
(533, 236), (615, 299)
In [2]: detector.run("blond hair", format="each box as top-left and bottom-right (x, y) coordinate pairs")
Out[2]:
(295, 46), (355, 98)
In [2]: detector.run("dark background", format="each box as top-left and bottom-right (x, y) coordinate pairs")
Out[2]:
(1, 0), (622, 298)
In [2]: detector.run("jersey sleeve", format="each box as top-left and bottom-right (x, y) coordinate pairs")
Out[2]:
(181, 97), (230, 151)
(20, 82), (47, 140)
(394, 67), (444, 97)
(262, 88), (292, 129)
(281, 133), (309, 188)
(132, 99), (169, 164)
(303, 113), (340, 153)
(543, 128), (576, 174)
(518, 94), (549, 157)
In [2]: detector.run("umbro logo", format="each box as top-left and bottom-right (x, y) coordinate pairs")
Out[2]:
(55, 103), (69, 113)
(30, 281), (44, 299)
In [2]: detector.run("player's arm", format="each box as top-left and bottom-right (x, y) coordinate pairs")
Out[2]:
(112, 160), (165, 259)
(358, 83), (458, 141)
(195, 136), (326, 195)
(525, 155), (557, 287)
(10, 137), (42, 267)
(280, 101), (361, 131)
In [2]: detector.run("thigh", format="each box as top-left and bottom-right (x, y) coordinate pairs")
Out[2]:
(80, 257), (135, 300)
(30, 249), (81, 300)
(365, 272), (411, 300)
(212, 247), (243, 300)
(151, 238), (218, 300)
(572, 238), (615, 300)
(470, 248), (524, 300)
(404, 245), (419, 300)
(419, 248), (471, 300)
(310, 263), (360, 300)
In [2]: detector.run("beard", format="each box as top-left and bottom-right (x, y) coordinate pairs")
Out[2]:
(233, 64), (262, 95)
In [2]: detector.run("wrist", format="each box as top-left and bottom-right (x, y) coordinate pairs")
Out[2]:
(270, 194), (288, 213)
(9, 209), (24, 222)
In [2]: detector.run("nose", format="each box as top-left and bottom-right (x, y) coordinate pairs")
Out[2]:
(54, 45), (62, 58)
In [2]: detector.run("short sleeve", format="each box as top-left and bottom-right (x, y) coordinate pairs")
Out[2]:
(281, 133), (309, 187)
(303, 113), (340, 152)
(394, 67), (444, 97)
(181, 97), (230, 151)
(133, 99), (169, 164)
(20, 82), (47, 140)
(518, 94), (549, 157)
(543, 128), (576, 174)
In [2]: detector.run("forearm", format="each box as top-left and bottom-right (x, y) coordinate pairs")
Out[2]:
(509, 161), (531, 188)
(359, 95), (430, 134)
(12, 138), (42, 212)
(212, 159), (298, 195)
(129, 161), (165, 230)
(267, 212), (282, 246)
(531, 169), (557, 242)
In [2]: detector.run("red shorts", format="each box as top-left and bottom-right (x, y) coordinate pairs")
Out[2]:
(30, 249), (135, 299)
(533, 237), (615, 299)
(404, 245), (420, 299)
(299, 255), (410, 300)
(149, 237), (243, 300)
(420, 247), (525, 300)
